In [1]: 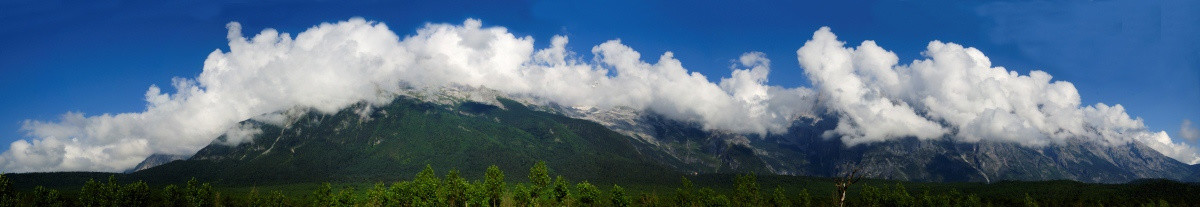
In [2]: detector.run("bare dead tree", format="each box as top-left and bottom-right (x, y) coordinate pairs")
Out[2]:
(833, 163), (864, 207)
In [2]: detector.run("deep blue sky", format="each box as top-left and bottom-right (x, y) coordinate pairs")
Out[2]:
(1, 0), (1197, 147)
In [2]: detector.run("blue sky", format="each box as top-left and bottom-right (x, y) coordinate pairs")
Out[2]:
(1, 0), (1197, 157)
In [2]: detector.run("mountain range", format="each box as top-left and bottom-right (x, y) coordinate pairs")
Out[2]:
(129, 86), (1200, 184)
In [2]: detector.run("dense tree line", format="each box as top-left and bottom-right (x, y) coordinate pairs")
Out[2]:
(0, 174), (222, 207)
(1, 163), (1197, 206)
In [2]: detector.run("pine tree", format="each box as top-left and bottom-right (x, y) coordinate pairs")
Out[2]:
(484, 165), (506, 207)
(187, 178), (217, 207)
(122, 181), (151, 206)
(79, 178), (104, 206)
(162, 184), (184, 207)
(32, 186), (63, 207)
(769, 186), (792, 207)
(443, 169), (469, 206)
(797, 189), (813, 207)
(734, 174), (763, 205)
(528, 161), (551, 200)
(0, 174), (14, 207)
(413, 164), (441, 205)
(676, 177), (697, 207)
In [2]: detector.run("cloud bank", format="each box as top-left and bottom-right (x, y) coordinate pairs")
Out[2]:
(797, 27), (1200, 164)
(2, 18), (1195, 172)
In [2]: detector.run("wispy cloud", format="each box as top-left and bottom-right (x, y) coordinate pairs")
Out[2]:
(1182, 120), (1199, 142)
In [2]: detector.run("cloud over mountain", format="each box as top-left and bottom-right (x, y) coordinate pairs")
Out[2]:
(1, 18), (1194, 172)
(797, 27), (1200, 164)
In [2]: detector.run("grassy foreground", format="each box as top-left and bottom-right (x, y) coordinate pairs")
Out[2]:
(4, 162), (1199, 207)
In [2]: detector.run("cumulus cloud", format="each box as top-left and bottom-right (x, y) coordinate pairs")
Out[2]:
(2, 19), (1195, 172)
(796, 27), (1200, 164)
(796, 30), (947, 145)
(0, 18), (817, 172)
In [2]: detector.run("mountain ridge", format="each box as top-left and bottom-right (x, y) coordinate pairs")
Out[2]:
(128, 87), (1198, 184)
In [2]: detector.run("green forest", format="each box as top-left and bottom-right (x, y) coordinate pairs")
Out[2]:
(3, 161), (1199, 207)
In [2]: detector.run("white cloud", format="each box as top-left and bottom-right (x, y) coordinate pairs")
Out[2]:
(2, 19), (1195, 172)
(796, 27), (1200, 164)
(0, 18), (818, 172)
(1182, 119), (1200, 142)
(796, 28), (947, 145)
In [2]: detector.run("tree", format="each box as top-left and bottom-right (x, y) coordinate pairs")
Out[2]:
(1024, 193), (1039, 207)
(122, 181), (151, 206)
(698, 188), (730, 207)
(484, 165), (506, 207)
(513, 184), (533, 206)
(310, 183), (334, 206)
(576, 181), (600, 207)
(861, 184), (914, 207)
(311, 183), (356, 207)
(365, 183), (390, 207)
(265, 191), (288, 207)
(163, 184), (184, 207)
(413, 165), (441, 205)
(637, 193), (662, 207)
(796, 189), (813, 207)
(332, 186), (357, 206)
(161, 178), (217, 207)
(466, 180), (490, 207)
(0, 174), (14, 207)
(389, 181), (417, 206)
(675, 177), (697, 207)
(184, 178), (218, 207)
(733, 174), (763, 205)
(610, 185), (631, 207)
(528, 161), (551, 200)
(80, 176), (138, 207)
(442, 169), (470, 206)
(79, 178), (106, 206)
(552, 175), (571, 204)
(32, 186), (63, 207)
(834, 165), (865, 207)
(768, 186), (792, 207)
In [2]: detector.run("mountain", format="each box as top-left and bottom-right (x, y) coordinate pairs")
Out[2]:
(132, 87), (1198, 184)
(134, 94), (684, 185)
(564, 106), (1199, 183)
(124, 154), (190, 173)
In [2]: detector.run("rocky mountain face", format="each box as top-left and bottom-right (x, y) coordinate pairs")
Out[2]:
(133, 86), (1199, 183)
(125, 154), (190, 173)
(555, 101), (1199, 183)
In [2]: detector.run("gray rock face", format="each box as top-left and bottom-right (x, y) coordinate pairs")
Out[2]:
(847, 138), (1197, 183)
(562, 108), (1199, 183)
(126, 154), (190, 173)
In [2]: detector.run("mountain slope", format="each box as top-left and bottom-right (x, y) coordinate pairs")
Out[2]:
(587, 111), (1199, 183)
(124, 154), (189, 173)
(136, 96), (683, 185)
(132, 88), (1198, 184)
